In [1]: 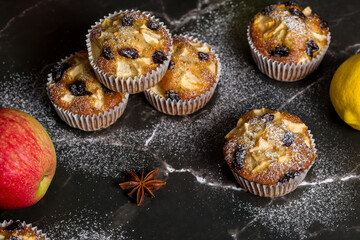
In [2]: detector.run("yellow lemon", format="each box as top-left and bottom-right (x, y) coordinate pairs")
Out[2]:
(330, 53), (360, 130)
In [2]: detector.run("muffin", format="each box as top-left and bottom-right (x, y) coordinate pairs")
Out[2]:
(223, 108), (317, 197)
(87, 10), (173, 94)
(47, 51), (129, 131)
(248, 1), (330, 81)
(0, 220), (48, 240)
(144, 35), (220, 115)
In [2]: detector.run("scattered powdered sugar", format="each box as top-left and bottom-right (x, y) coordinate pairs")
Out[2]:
(0, 0), (358, 239)
(269, 9), (308, 37)
(46, 209), (125, 240)
(229, 179), (355, 239)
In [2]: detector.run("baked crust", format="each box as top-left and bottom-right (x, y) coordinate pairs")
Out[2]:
(150, 36), (218, 100)
(90, 11), (172, 78)
(0, 222), (45, 240)
(48, 51), (124, 116)
(249, 3), (329, 64)
(223, 108), (317, 185)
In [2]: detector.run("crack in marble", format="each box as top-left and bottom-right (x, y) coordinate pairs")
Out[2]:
(163, 162), (244, 191)
(54, 136), (360, 191)
(304, 227), (337, 239)
(350, 160), (360, 174)
(279, 76), (323, 109)
(156, 0), (229, 31)
(299, 174), (360, 186)
(228, 199), (275, 239)
(0, 0), (49, 38)
(62, 176), (72, 188)
(163, 161), (360, 194)
(145, 124), (159, 146)
(340, 42), (360, 56)
(329, 9), (360, 27)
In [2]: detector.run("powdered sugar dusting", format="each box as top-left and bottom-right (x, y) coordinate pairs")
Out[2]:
(47, 209), (125, 240)
(0, 0), (359, 239)
(270, 9), (307, 37)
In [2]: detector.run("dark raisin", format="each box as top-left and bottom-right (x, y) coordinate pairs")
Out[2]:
(101, 46), (113, 60)
(198, 52), (209, 60)
(5, 220), (24, 230)
(52, 63), (70, 83)
(147, 19), (160, 30)
(168, 61), (175, 70)
(101, 84), (113, 94)
(152, 50), (167, 64)
(233, 144), (246, 170)
(269, 45), (290, 58)
(262, 113), (274, 123)
(305, 40), (319, 58)
(319, 17), (328, 30)
(261, 5), (274, 15)
(166, 89), (180, 101)
(118, 48), (139, 59)
(69, 80), (92, 96)
(282, 132), (294, 146)
(122, 14), (134, 26)
(289, 8), (306, 19)
(284, 1), (297, 7)
(9, 237), (21, 240)
(278, 169), (302, 183)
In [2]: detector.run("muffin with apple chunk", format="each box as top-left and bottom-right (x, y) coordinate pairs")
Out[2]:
(47, 51), (128, 131)
(223, 108), (317, 197)
(87, 10), (173, 93)
(248, 1), (330, 81)
(144, 35), (220, 115)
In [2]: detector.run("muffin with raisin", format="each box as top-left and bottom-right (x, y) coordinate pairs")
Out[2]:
(47, 51), (129, 131)
(248, 1), (330, 81)
(0, 220), (48, 240)
(223, 108), (317, 197)
(144, 35), (220, 115)
(87, 10), (173, 93)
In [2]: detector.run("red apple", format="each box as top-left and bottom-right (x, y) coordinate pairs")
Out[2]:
(0, 108), (56, 209)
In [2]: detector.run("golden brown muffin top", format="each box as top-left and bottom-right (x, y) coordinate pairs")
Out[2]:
(48, 51), (125, 116)
(90, 11), (172, 78)
(250, 1), (329, 64)
(150, 36), (218, 101)
(0, 221), (45, 240)
(223, 108), (317, 185)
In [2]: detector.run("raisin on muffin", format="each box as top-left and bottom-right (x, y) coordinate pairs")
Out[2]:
(250, 1), (329, 64)
(49, 51), (125, 115)
(223, 108), (317, 197)
(145, 36), (220, 115)
(88, 10), (172, 93)
(48, 51), (128, 131)
(0, 220), (47, 240)
(150, 36), (218, 100)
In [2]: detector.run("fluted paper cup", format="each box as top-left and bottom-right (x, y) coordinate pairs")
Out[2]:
(247, 26), (331, 82)
(144, 35), (221, 115)
(86, 10), (173, 94)
(223, 130), (316, 197)
(1, 220), (49, 240)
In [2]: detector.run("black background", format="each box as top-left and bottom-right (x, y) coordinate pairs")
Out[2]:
(0, 0), (359, 239)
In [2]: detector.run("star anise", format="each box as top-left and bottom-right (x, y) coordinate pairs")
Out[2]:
(119, 168), (166, 206)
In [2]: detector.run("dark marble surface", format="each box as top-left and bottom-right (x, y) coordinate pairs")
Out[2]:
(0, 0), (360, 239)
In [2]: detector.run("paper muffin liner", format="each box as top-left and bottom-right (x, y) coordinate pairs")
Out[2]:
(247, 26), (331, 82)
(86, 9), (173, 94)
(1, 220), (49, 240)
(224, 130), (317, 197)
(47, 53), (129, 131)
(144, 35), (221, 115)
